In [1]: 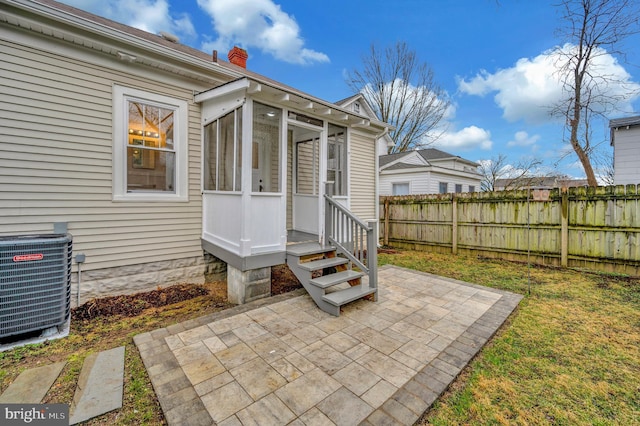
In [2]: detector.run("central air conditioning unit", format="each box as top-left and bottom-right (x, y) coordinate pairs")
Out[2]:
(0, 234), (72, 341)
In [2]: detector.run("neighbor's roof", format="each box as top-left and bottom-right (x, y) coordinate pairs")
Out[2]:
(379, 148), (478, 168)
(609, 115), (640, 128)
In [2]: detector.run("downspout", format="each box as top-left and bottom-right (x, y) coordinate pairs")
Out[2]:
(374, 127), (390, 246)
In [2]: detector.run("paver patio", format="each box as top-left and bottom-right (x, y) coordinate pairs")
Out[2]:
(134, 265), (523, 425)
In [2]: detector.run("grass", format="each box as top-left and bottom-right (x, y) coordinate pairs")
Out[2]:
(1, 252), (639, 425)
(0, 282), (232, 425)
(378, 250), (640, 426)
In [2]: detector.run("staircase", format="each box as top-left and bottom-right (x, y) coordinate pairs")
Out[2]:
(286, 194), (379, 316)
(286, 243), (376, 316)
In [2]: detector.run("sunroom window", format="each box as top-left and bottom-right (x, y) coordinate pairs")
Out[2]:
(252, 102), (281, 192)
(327, 124), (347, 196)
(203, 107), (242, 191)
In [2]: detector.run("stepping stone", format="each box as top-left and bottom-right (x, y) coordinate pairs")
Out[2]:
(0, 361), (66, 403)
(69, 346), (125, 425)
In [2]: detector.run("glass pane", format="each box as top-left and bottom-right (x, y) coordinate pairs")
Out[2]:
(127, 100), (176, 193)
(253, 102), (281, 192)
(203, 121), (217, 190)
(160, 108), (174, 150)
(219, 111), (235, 191)
(127, 148), (175, 192)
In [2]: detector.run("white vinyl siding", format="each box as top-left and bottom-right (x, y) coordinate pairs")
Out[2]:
(0, 38), (207, 272)
(380, 169), (481, 195)
(349, 131), (376, 220)
(613, 127), (640, 185)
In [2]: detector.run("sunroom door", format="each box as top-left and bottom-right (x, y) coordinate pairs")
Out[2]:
(291, 124), (322, 235)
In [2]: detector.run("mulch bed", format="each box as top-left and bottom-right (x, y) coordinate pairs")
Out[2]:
(72, 284), (210, 321)
(71, 264), (304, 321)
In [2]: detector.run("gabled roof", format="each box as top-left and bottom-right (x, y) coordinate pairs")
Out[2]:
(379, 148), (479, 170)
(4, 0), (391, 131)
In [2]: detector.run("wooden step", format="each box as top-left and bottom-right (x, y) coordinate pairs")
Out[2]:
(310, 270), (364, 289)
(323, 285), (377, 307)
(286, 243), (335, 257)
(297, 257), (348, 272)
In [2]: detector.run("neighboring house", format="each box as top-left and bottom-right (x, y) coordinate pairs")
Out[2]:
(0, 0), (390, 307)
(379, 148), (481, 195)
(494, 176), (588, 191)
(610, 115), (640, 185)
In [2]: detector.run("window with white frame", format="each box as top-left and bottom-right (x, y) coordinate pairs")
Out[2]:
(439, 182), (448, 194)
(203, 106), (243, 191)
(113, 85), (188, 201)
(455, 184), (463, 193)
(469, 185), (476, 192)
(392, 182), (410, 195)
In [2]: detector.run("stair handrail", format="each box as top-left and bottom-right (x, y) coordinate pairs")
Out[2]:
(324, 194), (378, 291)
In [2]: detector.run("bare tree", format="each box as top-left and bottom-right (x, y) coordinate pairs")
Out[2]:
(480, 154), (542, 191)
(346, 42), (451, 154)
(552, 0), (640, 186)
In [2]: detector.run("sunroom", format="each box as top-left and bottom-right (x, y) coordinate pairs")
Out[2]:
(195, 77), (382, 307)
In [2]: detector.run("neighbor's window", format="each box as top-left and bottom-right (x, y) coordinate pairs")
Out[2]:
(469, 185), (476, 192)
(455, 184), (463, 193)
(392, 182), (410, 196)
(113, 85), (188, 201)
(439, 182), (448, 194)
(203, 106), (242, 191)
(252, 102), (282, 192)
(327, 124), (347, 196)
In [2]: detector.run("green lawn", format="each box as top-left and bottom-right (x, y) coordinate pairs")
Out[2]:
(379, 250), (640, 426)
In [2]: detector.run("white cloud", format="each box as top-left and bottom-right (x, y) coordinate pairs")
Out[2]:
(458, 44), (640, 124)
(59, 0), (195, 40)
(434, 126), (493, 151)
(197, 0), (329, 65)
(507, 131), (540, 149)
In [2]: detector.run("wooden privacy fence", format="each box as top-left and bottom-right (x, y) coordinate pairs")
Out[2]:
(380, 185), (640, 276)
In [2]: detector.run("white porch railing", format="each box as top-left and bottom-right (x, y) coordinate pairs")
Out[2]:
(324, 195), (378, 290)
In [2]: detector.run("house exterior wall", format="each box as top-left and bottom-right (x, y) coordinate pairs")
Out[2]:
(0, 30), (215, 304)
(380, 168), (480, 195)
(380, 171), (431, 195)
(613, 127), (640, 185)
(349, 130), (377, 220)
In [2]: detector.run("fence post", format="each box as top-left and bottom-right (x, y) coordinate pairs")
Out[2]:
(561, 188), (568, 266)
(452, 195), (458, 254)
(383, 198), (390, 246)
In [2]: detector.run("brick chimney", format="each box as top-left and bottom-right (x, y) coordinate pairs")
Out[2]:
(228, 46), (248, 68)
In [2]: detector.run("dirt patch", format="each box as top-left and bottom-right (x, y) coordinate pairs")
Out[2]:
(71, 266), (303, 321)
(271, 264), (303, 295)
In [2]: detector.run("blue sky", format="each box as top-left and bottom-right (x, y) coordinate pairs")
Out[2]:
(60, 0), (640, 179)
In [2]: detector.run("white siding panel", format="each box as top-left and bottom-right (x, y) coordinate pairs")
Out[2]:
(349, 131), (376, 220)
(614, 128), (640, 185)
(0, 37), (207, 274)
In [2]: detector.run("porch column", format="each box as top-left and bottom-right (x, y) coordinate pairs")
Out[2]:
(227, 265), (271, 304)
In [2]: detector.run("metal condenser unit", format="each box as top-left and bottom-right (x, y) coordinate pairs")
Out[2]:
(0, 234), (72, 339)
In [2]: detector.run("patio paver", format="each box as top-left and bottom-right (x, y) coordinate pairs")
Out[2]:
(135, 265), (523, 425)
